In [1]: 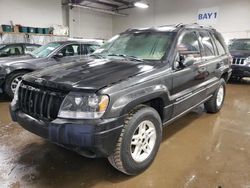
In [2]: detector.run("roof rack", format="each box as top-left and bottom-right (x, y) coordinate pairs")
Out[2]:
(176, 23), (216, 30)
(124, 23), (216, 33)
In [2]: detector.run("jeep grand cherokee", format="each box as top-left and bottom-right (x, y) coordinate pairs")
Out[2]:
(10, 24), (232, 175)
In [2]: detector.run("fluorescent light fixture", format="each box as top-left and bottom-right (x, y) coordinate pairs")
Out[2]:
(134, 1), (149, 9)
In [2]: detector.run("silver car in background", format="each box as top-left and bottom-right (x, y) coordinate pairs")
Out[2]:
(0, 41), (100, 97)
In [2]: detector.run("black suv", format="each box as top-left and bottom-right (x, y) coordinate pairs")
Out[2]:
(10, 24), (232, 175)
(229, 38), (250, 80)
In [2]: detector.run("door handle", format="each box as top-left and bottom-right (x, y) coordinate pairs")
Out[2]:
(217, 61), (224, 68)
(198, 67), (207, 73)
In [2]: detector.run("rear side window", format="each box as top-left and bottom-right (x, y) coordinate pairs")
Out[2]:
(0, 45), (23, 56)
(199, 31), (216, 57)
(213, 33), (226, 55)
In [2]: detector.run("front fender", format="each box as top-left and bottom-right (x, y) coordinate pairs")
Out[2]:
(4, 62), (36, 74)
(107, 84), (170, 118)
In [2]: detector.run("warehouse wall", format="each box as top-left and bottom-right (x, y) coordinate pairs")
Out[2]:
(69, 7), (113, 39)
(113, 0), (250, 40)
(0, 0), (64, 27)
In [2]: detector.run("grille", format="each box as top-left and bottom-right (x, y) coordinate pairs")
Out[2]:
(232, 58), (245, 65)
(18, 82), (67, 121)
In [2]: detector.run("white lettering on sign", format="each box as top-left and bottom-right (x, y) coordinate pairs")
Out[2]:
(197, 7), (219, 25)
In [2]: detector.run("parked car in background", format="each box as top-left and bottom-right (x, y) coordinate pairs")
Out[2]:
(229, 38), (250, 80)
(0, 41), (100, 97)
(10, 24), (231, 175)
(0, 43), (40, 58)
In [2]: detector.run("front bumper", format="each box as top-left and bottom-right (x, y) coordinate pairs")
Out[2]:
(10, 105), (125, 158)
(231, 65), (250, 78)
(0, 75), (5, 93)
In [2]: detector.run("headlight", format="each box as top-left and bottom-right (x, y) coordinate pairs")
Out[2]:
(245, 57), (250, 66)
(11, 81), (21, 106)
(58, 93), (109, 119)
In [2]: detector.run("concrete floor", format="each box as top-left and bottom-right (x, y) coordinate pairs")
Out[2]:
(0, 79), (250, 188)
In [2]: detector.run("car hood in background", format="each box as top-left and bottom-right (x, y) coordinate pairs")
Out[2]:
(24, 58), (161, 91)
(230, 50), (250, 58)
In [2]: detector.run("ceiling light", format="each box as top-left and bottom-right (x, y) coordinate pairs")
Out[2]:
(134, 1), (149, 9)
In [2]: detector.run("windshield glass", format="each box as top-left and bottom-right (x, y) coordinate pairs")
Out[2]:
(229, 39), (250, 51)
(96, 32), (175, 60)
(31, 42), (61, 58)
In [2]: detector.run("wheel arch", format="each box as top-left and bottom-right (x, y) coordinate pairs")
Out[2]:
(110, 88), (170, 122)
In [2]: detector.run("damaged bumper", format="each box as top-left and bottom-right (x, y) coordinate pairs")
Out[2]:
(10, 105), (125, 158)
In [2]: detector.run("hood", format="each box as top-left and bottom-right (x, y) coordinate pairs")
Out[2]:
(24, 58), (160, 91)
(0, 55), (35, 66)
(230, 50), (250, 58)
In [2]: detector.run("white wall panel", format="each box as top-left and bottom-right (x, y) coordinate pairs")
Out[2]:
(113, 0), (250, 40)
(0, 0), (64, 27)
(69, 7), (113, 39)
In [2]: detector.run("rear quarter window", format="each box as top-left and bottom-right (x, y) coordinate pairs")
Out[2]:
(199, 31), (216, 57)
(213, 33), (227, 55)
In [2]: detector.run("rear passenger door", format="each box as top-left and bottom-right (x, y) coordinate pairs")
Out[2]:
(198, 31), (220, 86)
(171, 30), (206, 116)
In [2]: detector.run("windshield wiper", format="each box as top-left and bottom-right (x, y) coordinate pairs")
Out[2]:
(107, 53), (144, 62)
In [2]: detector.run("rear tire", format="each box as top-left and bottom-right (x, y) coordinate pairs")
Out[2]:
(204, 78), (226, 113)
(108, 105), (162, 175)
(5, 71), (28, 98)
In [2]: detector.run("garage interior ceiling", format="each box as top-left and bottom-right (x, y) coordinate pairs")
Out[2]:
(67, 0), (139, 16)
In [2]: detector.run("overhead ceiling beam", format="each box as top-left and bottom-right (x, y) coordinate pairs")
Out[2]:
(68, 3), (127, 16)
(84, 0), (119, 8)
(111, 0), (131, 6)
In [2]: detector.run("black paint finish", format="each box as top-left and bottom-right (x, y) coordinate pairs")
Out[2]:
(10, 24), (232, 157)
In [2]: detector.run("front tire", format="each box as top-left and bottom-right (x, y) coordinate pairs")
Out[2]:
(5, 71), (28, 98)
(108, 105), (162, 175)
(204, 78), (226, 113)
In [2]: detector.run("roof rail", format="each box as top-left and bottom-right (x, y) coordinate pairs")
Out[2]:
(175, 23), (184, 27)
(177, 23), (216, 30)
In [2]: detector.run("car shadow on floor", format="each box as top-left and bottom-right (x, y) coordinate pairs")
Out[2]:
(161, 105), (204, 142)
(228, 78), (250, 85)
(0, 94), (11, 102)
(12, 141), (131, 187)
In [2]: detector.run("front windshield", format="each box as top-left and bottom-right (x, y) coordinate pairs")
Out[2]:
(31, 42), (61, 58)
(229, 39), (250, 51)
(96, 32), (175, 60)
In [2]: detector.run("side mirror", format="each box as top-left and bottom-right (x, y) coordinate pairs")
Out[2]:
(53, 52), (64, 59)
(177, 54), (195, 69)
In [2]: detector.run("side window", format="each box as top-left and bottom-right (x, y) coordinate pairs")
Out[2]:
(199, 31), (216, 57)
(1, 45), (23, 56)
(175, 31), (201, 69)
(213, 34), (226, 55)
(178, 31), (201, 58)
(85, 44), (99, 54)
(59, 44), (80, 57)
(25, 45), (39, 54)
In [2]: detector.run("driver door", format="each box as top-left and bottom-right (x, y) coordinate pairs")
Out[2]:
(171, 30), (206, 116)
